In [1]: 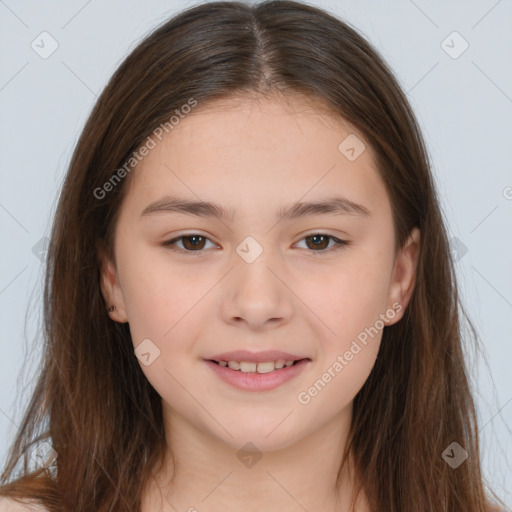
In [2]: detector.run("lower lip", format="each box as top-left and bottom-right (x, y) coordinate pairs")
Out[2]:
(204, 359), (310, 392)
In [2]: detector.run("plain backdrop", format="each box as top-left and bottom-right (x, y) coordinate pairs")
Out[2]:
(0, 0), (511, 507)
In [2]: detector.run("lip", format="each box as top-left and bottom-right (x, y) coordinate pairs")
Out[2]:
(204, 358), (311, 392)
(206, 350), (308, 364)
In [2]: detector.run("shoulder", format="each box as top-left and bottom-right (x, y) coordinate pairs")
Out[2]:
(0, 497), (48, 512)
(487, 506), (507, 512)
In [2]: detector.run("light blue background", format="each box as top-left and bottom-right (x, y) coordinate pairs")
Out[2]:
(0, 0), (511, 507)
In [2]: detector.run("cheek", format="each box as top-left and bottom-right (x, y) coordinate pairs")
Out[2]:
(118, 254), (207, 410)
(297, 254), (392, 341)
(294, 252), (392, 404)
(116, 246), (206, 348)
(294, 263), (389, 416)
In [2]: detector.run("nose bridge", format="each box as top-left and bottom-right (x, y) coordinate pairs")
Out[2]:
(221, 234), (293, 328)
(233, 234), (280, 298)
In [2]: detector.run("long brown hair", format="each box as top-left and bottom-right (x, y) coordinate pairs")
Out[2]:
(0, 1), (506, 510)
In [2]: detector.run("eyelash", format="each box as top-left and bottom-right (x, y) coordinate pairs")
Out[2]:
(162, 233), (350, 256)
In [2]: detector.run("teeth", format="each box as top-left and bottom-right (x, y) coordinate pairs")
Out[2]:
(253, 361), (274, 373)
(227, 361), (240, 370)
(239, 361), (257, 372)
(218, 359), (298, 373)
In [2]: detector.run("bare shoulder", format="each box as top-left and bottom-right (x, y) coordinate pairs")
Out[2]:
(0, 497), (49, 512)
(487, 506), (508, 512)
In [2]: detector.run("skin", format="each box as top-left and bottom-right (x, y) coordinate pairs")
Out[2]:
(99, 93), (420, 512)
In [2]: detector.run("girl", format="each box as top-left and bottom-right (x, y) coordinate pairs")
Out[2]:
(0, 1), (507, 511)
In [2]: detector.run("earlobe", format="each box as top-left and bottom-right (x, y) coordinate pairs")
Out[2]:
(385, 227), (421, 325)
(97, 244), (129, 323)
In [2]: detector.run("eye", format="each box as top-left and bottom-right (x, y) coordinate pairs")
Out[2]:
(163, 234), (218, 254)
(295, 233), (349, 254)
(163, 233), (349, 255)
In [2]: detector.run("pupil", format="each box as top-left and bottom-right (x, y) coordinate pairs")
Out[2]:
(308, 235), (328, 250)
(184, 235), (205, 250)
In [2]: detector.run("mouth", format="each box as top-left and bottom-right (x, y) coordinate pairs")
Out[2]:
(203, 357), (311, 392)
(206, 358), (310, 373)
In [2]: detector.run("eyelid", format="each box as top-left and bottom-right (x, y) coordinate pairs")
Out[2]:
(163, 232), (219, 254)
(294, 232), (349, 254)
(162, 231), (350, 255)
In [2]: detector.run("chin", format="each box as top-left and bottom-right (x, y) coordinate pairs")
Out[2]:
(213, 424), (302, 453)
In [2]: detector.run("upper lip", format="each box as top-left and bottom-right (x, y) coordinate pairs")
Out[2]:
(205, 350), (310, 363)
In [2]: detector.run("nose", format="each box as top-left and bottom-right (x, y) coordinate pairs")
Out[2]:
(219, 254), (294, 331)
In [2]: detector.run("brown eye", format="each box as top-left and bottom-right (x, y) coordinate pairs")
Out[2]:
(163, 233), (348, 256)
(181, 235), (207, 250)
(296, 233), (348, 253)
(304, 234), (330, 250)
(163, 234), (216, 253)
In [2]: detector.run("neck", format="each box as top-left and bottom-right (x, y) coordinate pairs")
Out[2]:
(142, 402), (369, 512)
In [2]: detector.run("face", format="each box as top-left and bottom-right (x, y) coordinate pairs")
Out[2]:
(100, 94), (419, 452)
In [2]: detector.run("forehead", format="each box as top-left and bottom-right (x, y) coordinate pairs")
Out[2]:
(121, 93), (387, 218)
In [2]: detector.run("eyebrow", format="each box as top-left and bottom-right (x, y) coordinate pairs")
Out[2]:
(139, 194), (370, 221)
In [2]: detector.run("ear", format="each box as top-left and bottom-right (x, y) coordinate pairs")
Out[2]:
(98, 243), (129, 323)
(385, 227), (420, 326)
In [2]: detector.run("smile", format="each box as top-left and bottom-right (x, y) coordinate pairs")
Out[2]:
(204, 358), (311, 391)
(210, 359), (301, 373)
